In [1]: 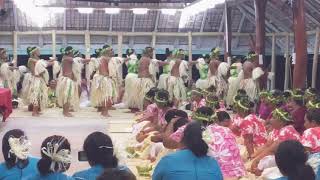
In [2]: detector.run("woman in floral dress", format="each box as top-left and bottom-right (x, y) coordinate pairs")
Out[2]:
(203, 111), (246, 180)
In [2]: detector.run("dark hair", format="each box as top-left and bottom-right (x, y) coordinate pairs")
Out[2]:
(194, 106), (214, 127)
(97, 168), (136, 180)
(38, 135), (71, 175)
(165, 48), (172, 58)
(217, 111), (231, 123)
(182, 122), (208, 157)
(145, 87), (158, 101)
(126, 48), (135, 56)
(275, 140), (315, 180)
(306, 108), (320, 124)
(27, 47), (37, 56)
(155, 89), (171, 107)
(173, 118), (189, 132)
(165, 109), (188, 124)
(237, 89), (247, 96)
(84, 132), (118, 169)
(2, 129), (26, 169)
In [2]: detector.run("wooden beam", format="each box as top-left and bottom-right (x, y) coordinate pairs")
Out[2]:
(234, 14), (245, 48)
(238, 6), (277, 33)
(63, 10), (67, 46)
(284, 34), (290, 90)
(154, 11), (160, 32)
(152, 32), (156, 59)
(13, 4), (18, 31)
(312, 28), (320, 88)
(200, 11), (207, 33)
(254, 0), (267, 61)
(271, 33), (276, 89)
(52, 30), (56, 58)
(292, 0), (308, 89)
(266, 1), (292, 32)
(224, 1), (232, 61)
(13, 31), (17, 60)
(219, 10), (225, 32)
(188, 31), (193, 86)
(129, 14), (136, 48)
(117, 33), (123, 57)
(305, 13), (320, 27)
(85, 31), (90, 59)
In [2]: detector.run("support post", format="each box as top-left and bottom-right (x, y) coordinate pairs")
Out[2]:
(292, 0), (308, 89)
(85, 31), (90, 59)
(254, 0), (267, 67)
(188, 31), (193, 86)
(312, 29), (320, 88)
(13, 31), (17, 61)
(224, 1), (232, 62)
(284, 34), (290, 90)
(271, 34), (276, 90)
(52, 30), (56, 58)
(152, 32), (156, 59)
(118, 33), (123, 58)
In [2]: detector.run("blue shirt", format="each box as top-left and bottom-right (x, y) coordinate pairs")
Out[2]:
(0, 157), (39, 180)
(26, 173), (74, 180)
(152, 149), (223, 180)
(72, 165), (131, 180)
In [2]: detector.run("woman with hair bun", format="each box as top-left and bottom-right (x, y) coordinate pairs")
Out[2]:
(275, 140), (315, 180)
(0, 129), (39, 179)
(27, 135), (73, 180)
(73, 132), (131, 180)
(152, 122), (223, 180)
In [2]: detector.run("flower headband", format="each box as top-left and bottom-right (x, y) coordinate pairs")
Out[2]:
(245, 52), (257, 61)
(272, 108), (292, 122)
(205, 96), (219, 108)
(41, 137), (72, 172)
(259, 91), (270, 98)
(8, 136), (31, 161)
(192, 112), (215, 123)
(306, 100), (320, 109)
(210, 47), (220, 59)
(154, 93), (169, 106)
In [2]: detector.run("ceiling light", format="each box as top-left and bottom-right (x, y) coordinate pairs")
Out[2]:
(179, 0), (225, 28)
(49, 7), (65, 14)
(77, 8), (94, 14)
(132, 8), (148, 15)
(161, 9), (176, 15)
(105, 8), (120, 14)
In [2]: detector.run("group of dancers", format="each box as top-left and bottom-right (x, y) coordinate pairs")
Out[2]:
(0, 45), (265, 117)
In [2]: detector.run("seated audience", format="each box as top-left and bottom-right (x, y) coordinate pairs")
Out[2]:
(97, 167), (136, 180)
(286, 89), (306, 134)
(0, 129), (39, 180)
(203, 111), (246, 179)
(73, 132), (131, 180)
(275, 140), (315, 180)
(251, 108), (300, 174)
(27, 135), (73, 180)
(152, 122), (223, 180)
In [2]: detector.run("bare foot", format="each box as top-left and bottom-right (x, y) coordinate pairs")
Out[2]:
(32, 112), (40, 117)
(101, 112), (111, 117)
(63, 112), (73, 117)
(109, 107), (116, 110)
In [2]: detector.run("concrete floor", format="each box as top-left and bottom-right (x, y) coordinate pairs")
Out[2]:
(0, 107), (139, 176)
